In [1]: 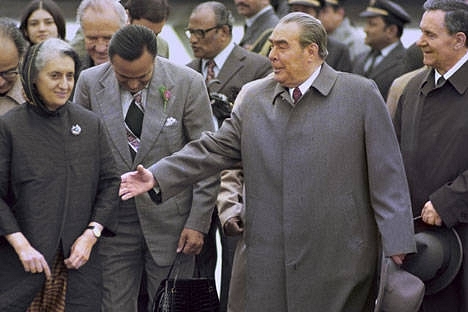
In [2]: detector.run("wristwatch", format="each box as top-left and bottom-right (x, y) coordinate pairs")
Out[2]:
(86, 225), (102, 238)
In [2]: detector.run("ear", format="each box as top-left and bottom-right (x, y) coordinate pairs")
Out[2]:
(454, 32), (467, 50)
(306, 42), (320, 59)
(385, 24), (398, 37)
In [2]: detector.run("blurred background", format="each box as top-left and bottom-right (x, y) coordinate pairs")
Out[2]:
(1, 0), (425, 65)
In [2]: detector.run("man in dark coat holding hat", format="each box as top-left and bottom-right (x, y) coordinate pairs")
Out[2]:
(394, 0), (468, 310)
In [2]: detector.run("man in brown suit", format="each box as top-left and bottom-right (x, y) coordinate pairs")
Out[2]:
(120, 12), (415, 311)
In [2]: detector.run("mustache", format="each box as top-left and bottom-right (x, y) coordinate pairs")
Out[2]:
(235, 2), (250, 8)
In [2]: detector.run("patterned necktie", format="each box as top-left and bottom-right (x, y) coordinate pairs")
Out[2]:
(292, 87), (302, 104)
(125, 91), (143, 157)
(205, 59), (216, 84)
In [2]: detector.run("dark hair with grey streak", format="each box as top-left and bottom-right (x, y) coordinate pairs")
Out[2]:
(423, 0), (468, 46)
(108, 24), (158, 61)
(21, 38), (80, 107)
(193, 1), (235, 35)
(279, 12), (329, 59)
(0, 18), (28, 57)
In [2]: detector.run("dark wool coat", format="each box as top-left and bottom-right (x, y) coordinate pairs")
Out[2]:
(394, 63), (468, 311)
(149, 64), (416, 311)
(0, 102), (120, 312)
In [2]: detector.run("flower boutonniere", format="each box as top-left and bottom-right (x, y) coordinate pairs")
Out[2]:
(159, 86), (171, 112)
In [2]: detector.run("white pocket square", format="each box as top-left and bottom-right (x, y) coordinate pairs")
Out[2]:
(164, 117), (178, 127)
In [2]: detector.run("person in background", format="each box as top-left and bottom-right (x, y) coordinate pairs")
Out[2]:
(74, 25), (219, 311)
(19, 0), (66, 45)
(394, 1), (468, 310)
(352, 0), (411, 99)
(235, 0), (279, 53)
(71, 0), (127, 70)
(119, 12), (416, 311)
(123, 0), (170, 59)
(318, 0), (369, 61)
(0, 38), (120, 312)
(0, 18), (27, 115)
(288, 0), (352, 72)
(185, 2), (271, 311)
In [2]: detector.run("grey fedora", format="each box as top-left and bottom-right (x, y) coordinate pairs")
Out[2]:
(402, 226), (463, 295)
(374, 256), (425, 312)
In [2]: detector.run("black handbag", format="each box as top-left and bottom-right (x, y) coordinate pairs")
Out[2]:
(153, 252), (220, 312)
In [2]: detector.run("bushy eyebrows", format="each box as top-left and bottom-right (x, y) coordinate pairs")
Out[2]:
(269, 38), (289, 47)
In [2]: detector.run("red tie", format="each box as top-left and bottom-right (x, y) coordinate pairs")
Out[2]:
(292, 87), (302, 104)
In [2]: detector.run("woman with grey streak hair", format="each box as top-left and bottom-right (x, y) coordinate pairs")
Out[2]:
(0, 38), (120, 312)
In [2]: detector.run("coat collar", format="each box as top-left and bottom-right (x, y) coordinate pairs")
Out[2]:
(273, 63), (338, 105)
(420, 62), (468, 96)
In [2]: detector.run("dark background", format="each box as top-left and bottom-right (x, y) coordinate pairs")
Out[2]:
(1, 0), (426, 28)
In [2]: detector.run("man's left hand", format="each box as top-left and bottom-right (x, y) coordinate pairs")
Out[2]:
(421, 201), (442, 226)
(177, 228), (204, 255)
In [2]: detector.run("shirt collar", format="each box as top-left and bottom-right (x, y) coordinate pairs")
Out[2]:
(380, 41), (399, 58)
(435, 50), (468, 83)
(202, 40), (236, 73)
(289, 65), (322, 99)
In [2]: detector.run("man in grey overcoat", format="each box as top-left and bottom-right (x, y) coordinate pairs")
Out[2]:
(120, 13), (416, 311)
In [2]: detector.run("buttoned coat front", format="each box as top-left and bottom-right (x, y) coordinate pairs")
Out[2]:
(73, 57), (218, 266)
(150, 64), (416, 311)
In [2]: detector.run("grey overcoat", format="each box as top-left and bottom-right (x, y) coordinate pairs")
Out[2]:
(150, 64), (416, 311)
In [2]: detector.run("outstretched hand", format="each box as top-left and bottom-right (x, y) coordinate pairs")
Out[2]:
(119, 165), (157, 200)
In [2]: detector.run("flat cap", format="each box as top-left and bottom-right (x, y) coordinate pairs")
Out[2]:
(288, 0), (322, 8)
(360, 0), (411, 26)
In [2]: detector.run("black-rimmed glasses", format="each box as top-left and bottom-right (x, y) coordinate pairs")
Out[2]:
(185, 25), (220, 39)
(0, 68), (19, 80)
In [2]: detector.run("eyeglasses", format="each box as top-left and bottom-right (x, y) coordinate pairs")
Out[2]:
(0, 68), (19, 80)
(185, 25), (220, 39)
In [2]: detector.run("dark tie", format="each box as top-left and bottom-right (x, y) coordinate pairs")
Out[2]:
(125, 92), (143, 158)
(205, 59), (216, 84)
(292, 87), (302, 104)
(365, 50), (381, 76)
(436, 76), (446, 88)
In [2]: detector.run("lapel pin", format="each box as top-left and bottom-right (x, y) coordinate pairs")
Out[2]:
(71, 124), (82, 136)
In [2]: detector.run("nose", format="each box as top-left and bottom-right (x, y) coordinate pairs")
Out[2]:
(416, 35), (425, 47)
(95, 42), (108, 53)
(268, 46), (277, 62)
(38, 21), (46, 31)
(58, 76), (69, 89)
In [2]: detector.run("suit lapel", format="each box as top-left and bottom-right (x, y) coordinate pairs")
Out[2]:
(214, 46), (246, 94)
(370, 43), (405, 77)
(133, 61), (169, 165)
(97, 68), (133, 168)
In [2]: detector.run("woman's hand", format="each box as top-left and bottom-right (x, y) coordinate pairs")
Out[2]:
(6, 232), (51, 279)
(64, 230), (97, 270)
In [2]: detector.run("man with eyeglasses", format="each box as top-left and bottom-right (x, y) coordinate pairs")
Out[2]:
(185, 2), (271, 311)
(0, 18), (27, 115)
